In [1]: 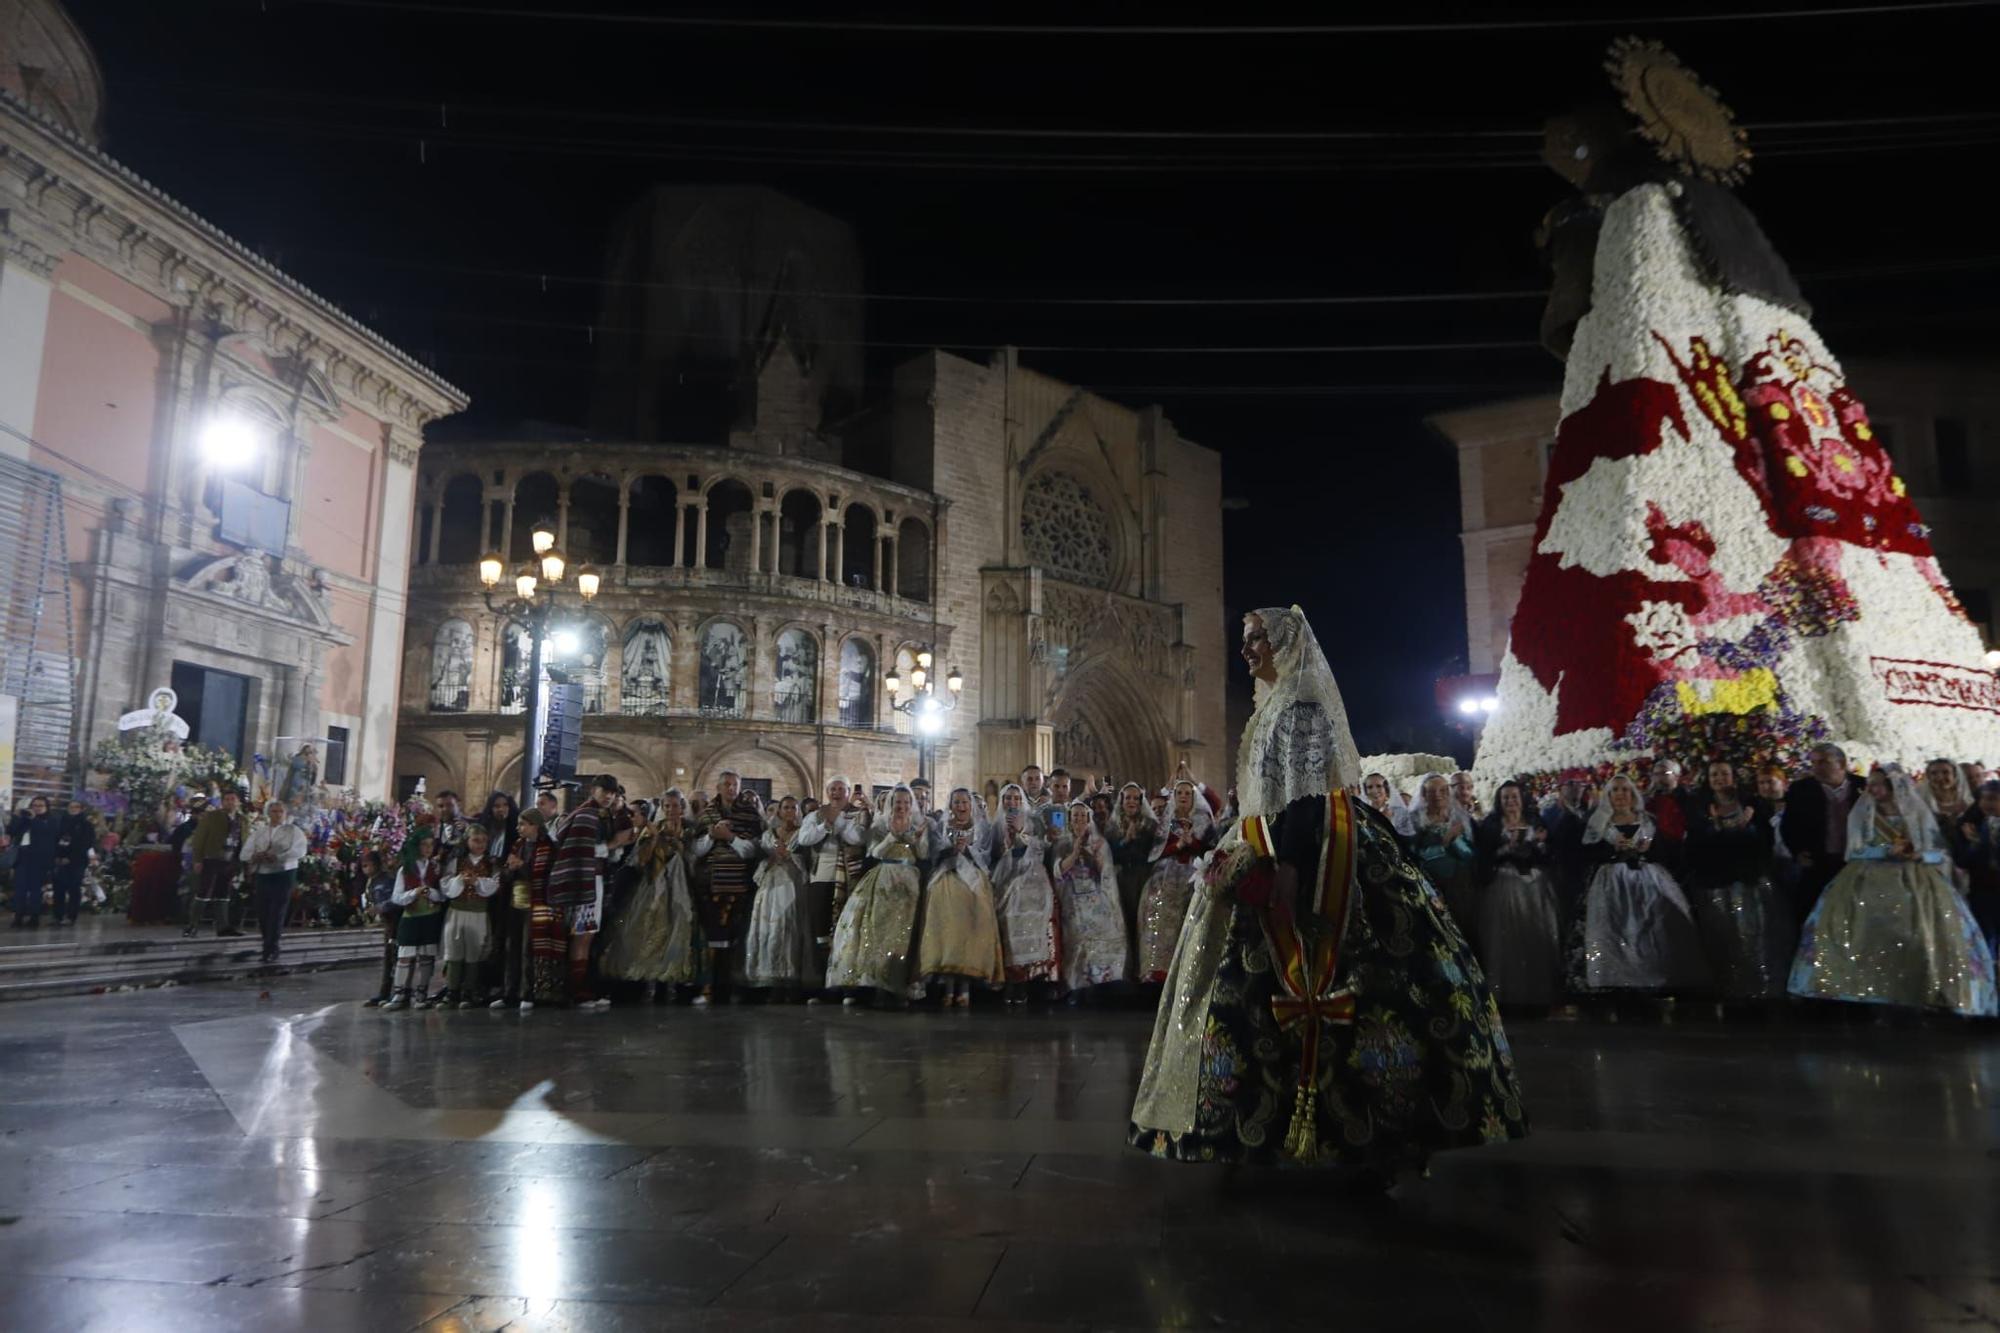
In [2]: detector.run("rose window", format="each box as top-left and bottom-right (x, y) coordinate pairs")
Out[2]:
(1021, 471), (1114, 588)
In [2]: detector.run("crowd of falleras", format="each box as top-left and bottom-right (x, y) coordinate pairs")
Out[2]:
(201, 740), (1988, 1023)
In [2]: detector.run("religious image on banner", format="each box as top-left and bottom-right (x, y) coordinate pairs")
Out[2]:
(699, 621), (748, 717)
(774, 627), (817, 724)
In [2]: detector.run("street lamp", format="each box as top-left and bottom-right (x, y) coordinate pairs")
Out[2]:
(478, 537), (598, 812)
(886, 646), (962, 787)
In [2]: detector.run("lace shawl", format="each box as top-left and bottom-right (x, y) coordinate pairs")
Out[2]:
(1234, 606), (1361, 819)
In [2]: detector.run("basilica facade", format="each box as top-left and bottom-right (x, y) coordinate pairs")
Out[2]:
(394, 343), (1227, 804)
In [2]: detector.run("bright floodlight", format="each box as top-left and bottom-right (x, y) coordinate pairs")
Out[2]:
(917, 696), (944, 736)
(199, 414), (259, 470)
(553, 629), (580, 656)
(1457, 698), (1480, 716)
(1479, 696), (1499, 714)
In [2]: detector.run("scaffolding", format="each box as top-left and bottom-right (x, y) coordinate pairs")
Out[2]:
(0, 454), (76, 806)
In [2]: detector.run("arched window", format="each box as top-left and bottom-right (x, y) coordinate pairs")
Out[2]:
(430, 619), (474, 712)
(626, 476), (679, 566)
(566, 474), (619, 565)
(1021, 470), (1114, 588)
(897, 516), (930, 601)
(621, 619), (672, 715)
(778, 490), (823, 579)
(705, 480), (754, 572)
(774, 627), (818, 724)
(838, 637), (875, 728)
(841, 504), (877, 589)
(562, 620), (609, 714)
(510, 472), (560, 561)
(699, 621), (749, 717)
(438, 474), (486, 566)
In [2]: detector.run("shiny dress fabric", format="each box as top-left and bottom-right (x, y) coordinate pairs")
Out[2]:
(743, 846), (815, 987)
(1474, 827), (1563, 1007)
(1573, 832), (1710, 994)
(1056, 860), (1129, 991)
(1130, 794), (1527, 1170)
(1136, 833), (1204, 983)
(1789, 854), (1998, 1016)
(991, 835), (1060, 983)
(919, 845), (1005, 983)
(826, 831), (926, 994)
(599, 843), (698, 985)
(1684, 800), (1794, 999)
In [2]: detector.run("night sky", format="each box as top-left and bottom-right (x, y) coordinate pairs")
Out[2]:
(63, 1), (2000, 759)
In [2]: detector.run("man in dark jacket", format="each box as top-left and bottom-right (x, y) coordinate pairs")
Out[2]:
(50, 799), (98, 926)
(184, 789), (250, 937)
(1781, 743), (1866, 919)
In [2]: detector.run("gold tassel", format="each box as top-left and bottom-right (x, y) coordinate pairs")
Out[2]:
(1283, 1084), (1318, 1161)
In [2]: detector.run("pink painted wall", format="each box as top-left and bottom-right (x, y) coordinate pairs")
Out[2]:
(31, 255), (172, 666)
(31, 255), (164, 494)
(320, 588), (372, 719)
(300, 423), (376, 580)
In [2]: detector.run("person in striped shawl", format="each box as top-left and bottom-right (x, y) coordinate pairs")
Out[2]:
(541, 774), (616, 1009)
(693, 770), (765, 1004)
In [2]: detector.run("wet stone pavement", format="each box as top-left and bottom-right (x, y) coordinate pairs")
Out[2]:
(0, 972), (1995, 1332)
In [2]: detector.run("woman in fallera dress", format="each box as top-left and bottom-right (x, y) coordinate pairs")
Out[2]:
(1055, 798), (1128, 998)
(599, 790), (699, 998)
(1106, 783), (1161, 970)
(1473, 781), (1564, 1009)
(919, 787), (1005, 1006)
(1134, 779), (1215, 986)
(744, 795), (817, 998)
(990, 783), (1061, 1003)
(827, 785), (931, 1006)
(1573, 774), (1709, 996)
(1789, 765), (1997, 1016)
(1130, 605), (1526, 1173)
(1684, 761), (1794, 1001)
(1409, 772), (1478, 934)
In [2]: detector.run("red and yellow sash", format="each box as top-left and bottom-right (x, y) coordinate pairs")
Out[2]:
(1238, 792), (1359, 1160)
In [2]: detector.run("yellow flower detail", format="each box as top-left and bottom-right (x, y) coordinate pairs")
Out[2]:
(1855, 423), (1874, 441)
(1768, 401), (1793, 421)
(1833, 453), (1855, 473)
(1676, 670), (1780, 717)
(1785, 456), (1809, 477)
(1892, 476), (1907, 496)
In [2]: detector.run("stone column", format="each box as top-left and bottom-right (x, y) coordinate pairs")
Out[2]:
(876, 632), (890, 730)
(670, 612), (699, 712)
(695, 499), (709, 568)
(670, 502), (684, 568)
(886, 533), (899, 599)
(812, 516), (827, 581)
(425, 496), (444, 565)
(748, 502), (764, 574)
(831, 522), (845, 586)
(555, 480), (571, 551)
(820, 623), (839, 727)
(871, 532), (884, 591)
(497, 478), (515, 562)
(277, 663), (306, 753)
(615, 487), (631, 566)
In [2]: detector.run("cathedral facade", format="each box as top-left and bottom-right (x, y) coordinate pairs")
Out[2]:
(394, 349), (1227, 804)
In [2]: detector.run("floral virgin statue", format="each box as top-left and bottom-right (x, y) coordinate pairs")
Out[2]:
(1129, 606), (1527, 1176)
(1477, 39), (2000, 785)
